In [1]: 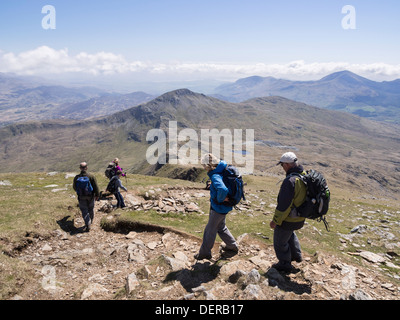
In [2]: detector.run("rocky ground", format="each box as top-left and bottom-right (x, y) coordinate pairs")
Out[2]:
(7, 188), (399, 301)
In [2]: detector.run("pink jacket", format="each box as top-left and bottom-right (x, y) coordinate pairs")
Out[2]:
(115, 165), (126, 177)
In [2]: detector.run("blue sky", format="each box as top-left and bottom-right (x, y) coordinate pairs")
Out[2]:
(0, 0), (399, 90)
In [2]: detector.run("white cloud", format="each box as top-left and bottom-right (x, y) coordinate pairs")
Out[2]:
(0, 46), (140, 75)
(1, 46), (400, 81)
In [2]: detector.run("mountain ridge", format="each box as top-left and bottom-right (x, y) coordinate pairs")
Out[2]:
(0, 73), (155, 126)
(2, 71), (400, 126)
(0, 88), (399, 199)
(213, 70), (400, 122)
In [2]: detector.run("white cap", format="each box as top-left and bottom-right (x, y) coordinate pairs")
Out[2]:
(201, 153), (220, 169)
(277, 152), (297, 165)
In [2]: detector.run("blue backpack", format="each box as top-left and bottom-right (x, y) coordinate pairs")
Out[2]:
(218, 165), (246, 207)
(75, 176), (93, 197)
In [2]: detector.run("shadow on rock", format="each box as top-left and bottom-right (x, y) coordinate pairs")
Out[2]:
(56, 215), (86, 235)
(164, 261), (221, 292)
(265, 267), (312, 295)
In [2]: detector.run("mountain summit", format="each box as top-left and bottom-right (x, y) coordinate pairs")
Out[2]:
(319, 70), (374, 86)
(104, 88), (243, 135)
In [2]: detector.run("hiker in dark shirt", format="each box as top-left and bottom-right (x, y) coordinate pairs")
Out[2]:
(270, 152), (307, 272)
(73, 162), (100, 232)
(110, 170), (127, 208)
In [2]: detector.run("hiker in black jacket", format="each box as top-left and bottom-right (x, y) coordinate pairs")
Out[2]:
(110, 170), (128, 208)
(270, 152), (307, 272)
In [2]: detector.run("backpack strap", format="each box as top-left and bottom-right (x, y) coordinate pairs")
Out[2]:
(287, 171), (305, 180)
(286, 171), (307, 213)
(319, 216), (330, 232)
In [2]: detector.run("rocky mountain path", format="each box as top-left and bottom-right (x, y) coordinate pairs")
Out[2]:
(10, 191), (400, 300)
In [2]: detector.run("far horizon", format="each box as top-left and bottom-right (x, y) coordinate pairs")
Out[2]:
(1, 1), (400, 93)
(2, 68), (398, 96)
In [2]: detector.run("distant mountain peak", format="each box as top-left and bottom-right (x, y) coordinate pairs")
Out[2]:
(162, 88), (198, 97)
(236, 76), (265, 85)
(319, 70), (371, 83)
(153, 88), (209, 104)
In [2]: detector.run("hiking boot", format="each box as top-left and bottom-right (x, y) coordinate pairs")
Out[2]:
(220, 244), (239, 258)
(291, 256), (303, 263)
(194, 253), (212, 260)
(272, 262), (293, 273)
(220, 244), (239, 253)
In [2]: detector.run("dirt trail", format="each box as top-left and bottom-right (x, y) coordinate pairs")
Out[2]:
(9, 191), (400, 300)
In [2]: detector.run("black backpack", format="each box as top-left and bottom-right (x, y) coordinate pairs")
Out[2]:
(291, 170), (331, 231)
(106, 176), (118, 193)
(216, 165), (246, 207)
(105, 163), (116, 179)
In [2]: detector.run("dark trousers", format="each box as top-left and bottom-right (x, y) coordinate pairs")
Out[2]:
(273, 224), (303, 266)
(78, 196), (95, 227)
(114, 191), (126, 208)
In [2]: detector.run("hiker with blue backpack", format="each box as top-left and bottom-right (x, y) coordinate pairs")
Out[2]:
(73, 162), (100, 232)
(194, 153), (245, 260)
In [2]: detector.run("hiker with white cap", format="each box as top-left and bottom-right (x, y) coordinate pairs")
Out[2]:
(269, 152), (307, 272)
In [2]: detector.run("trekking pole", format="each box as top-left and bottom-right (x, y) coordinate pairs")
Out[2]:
(265, 163), (278, 171)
